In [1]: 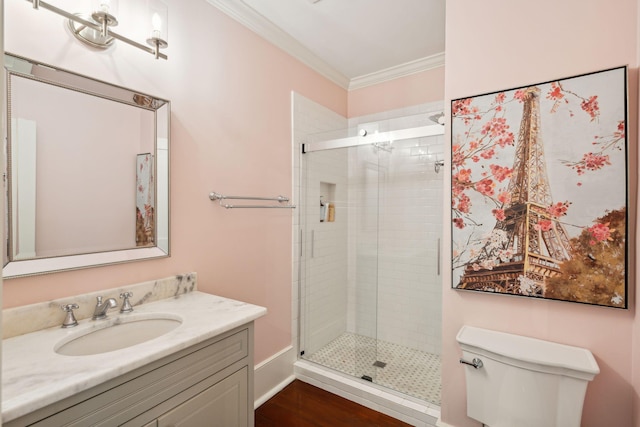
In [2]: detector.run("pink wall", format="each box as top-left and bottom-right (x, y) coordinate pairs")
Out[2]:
(347, 66), (444, 117)
(443, 1), (638, 426)
(3, 0), (347, 364)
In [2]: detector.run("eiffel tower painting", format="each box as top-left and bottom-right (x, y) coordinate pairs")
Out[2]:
(456, 87), (572, 296)
(451, 67), (628, 307)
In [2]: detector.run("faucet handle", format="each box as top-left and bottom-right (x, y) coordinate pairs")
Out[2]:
(119, 291), (134, 313)
(60, 304), (79, 328)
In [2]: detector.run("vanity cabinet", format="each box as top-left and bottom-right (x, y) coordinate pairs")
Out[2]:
(152, 368), (247, 427)
(5, 324), (255, 427)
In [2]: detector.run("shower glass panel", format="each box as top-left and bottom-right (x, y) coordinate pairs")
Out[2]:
(300, 122), (444, 405)
(301, 143), (380, 383)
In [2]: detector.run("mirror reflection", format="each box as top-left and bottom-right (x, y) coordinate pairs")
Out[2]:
(4, 53), (170, 278)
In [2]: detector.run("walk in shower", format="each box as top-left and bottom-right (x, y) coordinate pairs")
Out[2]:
(296, 111), (444, 415)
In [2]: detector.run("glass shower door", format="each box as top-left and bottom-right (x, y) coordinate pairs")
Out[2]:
(300, 143), (380, 384)
(351, 143), (381, 383)
(299, 122), (444, 402)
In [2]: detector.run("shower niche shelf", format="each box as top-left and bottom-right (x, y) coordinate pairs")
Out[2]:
(320, 182), (336, 223)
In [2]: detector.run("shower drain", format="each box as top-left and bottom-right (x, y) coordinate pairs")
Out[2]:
(373, 360), (387, 368)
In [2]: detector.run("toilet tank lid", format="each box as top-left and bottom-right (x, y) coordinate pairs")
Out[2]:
(456, 326), (600, 376)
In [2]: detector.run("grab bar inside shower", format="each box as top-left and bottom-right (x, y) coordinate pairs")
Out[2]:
(209, 192), (296, 209)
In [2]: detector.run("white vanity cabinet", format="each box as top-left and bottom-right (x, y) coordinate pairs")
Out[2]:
(5, 324), (255, 427)
(151, 368), (248, 427)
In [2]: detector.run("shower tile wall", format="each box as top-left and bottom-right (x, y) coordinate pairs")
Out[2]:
(292, 93), (348, 356)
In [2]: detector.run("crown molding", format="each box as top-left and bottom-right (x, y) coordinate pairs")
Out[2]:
(348, 53), (445, 91)
(205, 0), (444, 92)
(206, 0), (350, 89)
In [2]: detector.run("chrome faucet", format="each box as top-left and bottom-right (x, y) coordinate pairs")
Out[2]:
(60, 303), (79, 328)
(92, 296), (118, 320)
(119, 291), (134, 313)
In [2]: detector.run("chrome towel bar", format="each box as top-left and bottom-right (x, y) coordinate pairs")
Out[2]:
(209, 192), (296, 209)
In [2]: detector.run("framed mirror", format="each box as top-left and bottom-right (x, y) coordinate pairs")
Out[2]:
(4, 53), (170, 278)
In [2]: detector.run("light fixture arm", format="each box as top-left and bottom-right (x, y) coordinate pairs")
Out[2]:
(147, 37), (169, 60)
(28, 0), (168, 60)
(99, 15), (109, 38)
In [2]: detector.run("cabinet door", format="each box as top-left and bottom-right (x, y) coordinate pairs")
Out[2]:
(157, 368), (248, 427)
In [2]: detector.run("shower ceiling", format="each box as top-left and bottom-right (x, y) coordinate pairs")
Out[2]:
(207, 0), (445, 89)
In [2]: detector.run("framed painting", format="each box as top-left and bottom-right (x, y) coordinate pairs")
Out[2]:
(136, 153), (155, 247)
(451, 67), (628, 308)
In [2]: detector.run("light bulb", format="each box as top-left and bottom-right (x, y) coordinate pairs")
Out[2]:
(151, 13), (163, 38)
(99, 0), (110, 13)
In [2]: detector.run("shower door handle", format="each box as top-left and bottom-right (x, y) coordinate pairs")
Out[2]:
(299, 229), (303, 258)
(311, 230), (315, 258)
(437, 238), (441, 276)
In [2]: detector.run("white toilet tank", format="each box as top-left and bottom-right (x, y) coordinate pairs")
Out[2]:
(456, 326), (599, 427)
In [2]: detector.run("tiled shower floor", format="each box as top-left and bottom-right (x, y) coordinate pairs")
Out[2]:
(305, 332), (441, 405)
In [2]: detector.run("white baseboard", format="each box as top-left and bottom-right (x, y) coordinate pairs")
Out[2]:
(254, 345), (296, 408)
(436, 419), (455, 427)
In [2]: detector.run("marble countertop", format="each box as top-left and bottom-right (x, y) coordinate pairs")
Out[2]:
(2, 291), (267, 422)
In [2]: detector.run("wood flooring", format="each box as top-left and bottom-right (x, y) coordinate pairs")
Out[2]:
(255, 380), (413, 427)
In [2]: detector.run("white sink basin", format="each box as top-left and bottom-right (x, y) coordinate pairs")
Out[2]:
(55, 315), (182, 356)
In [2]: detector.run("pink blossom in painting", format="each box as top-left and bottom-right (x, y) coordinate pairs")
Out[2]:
(457, 193), (471, 214)
(546, 82), (564, 101)
(492, 208), (506, 221)
(452, 98), (473, 116)
(455, 168), (472, 183)
(497, 191), (511, 205)
(588, 222), (613, 244)
(481, 117), (509, 139)
(581, 152), (611, 172)
(614, 121), (625, 139)
(534, 219), (554, 232)
(480, 148), (495, 160)
(547, 201), (571, 218)
(581, 96), (600, 121)
(489, 164), (513, 182)
(474, 178), (495, 197)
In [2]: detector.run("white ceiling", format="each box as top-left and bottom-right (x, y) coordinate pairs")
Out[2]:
(206, 0), (445, 90)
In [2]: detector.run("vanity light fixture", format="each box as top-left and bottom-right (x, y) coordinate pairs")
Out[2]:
(28, 0), (169, 60)
(146, 0), (169, 59)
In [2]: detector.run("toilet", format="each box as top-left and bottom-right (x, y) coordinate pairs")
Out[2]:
(456, 326), (599, 427)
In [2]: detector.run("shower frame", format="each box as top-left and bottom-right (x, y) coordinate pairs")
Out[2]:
(302, 124), (444, 153)
(298, 121), (445, 401)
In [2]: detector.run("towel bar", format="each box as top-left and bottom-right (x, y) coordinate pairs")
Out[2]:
(209, 192), (296, 209)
